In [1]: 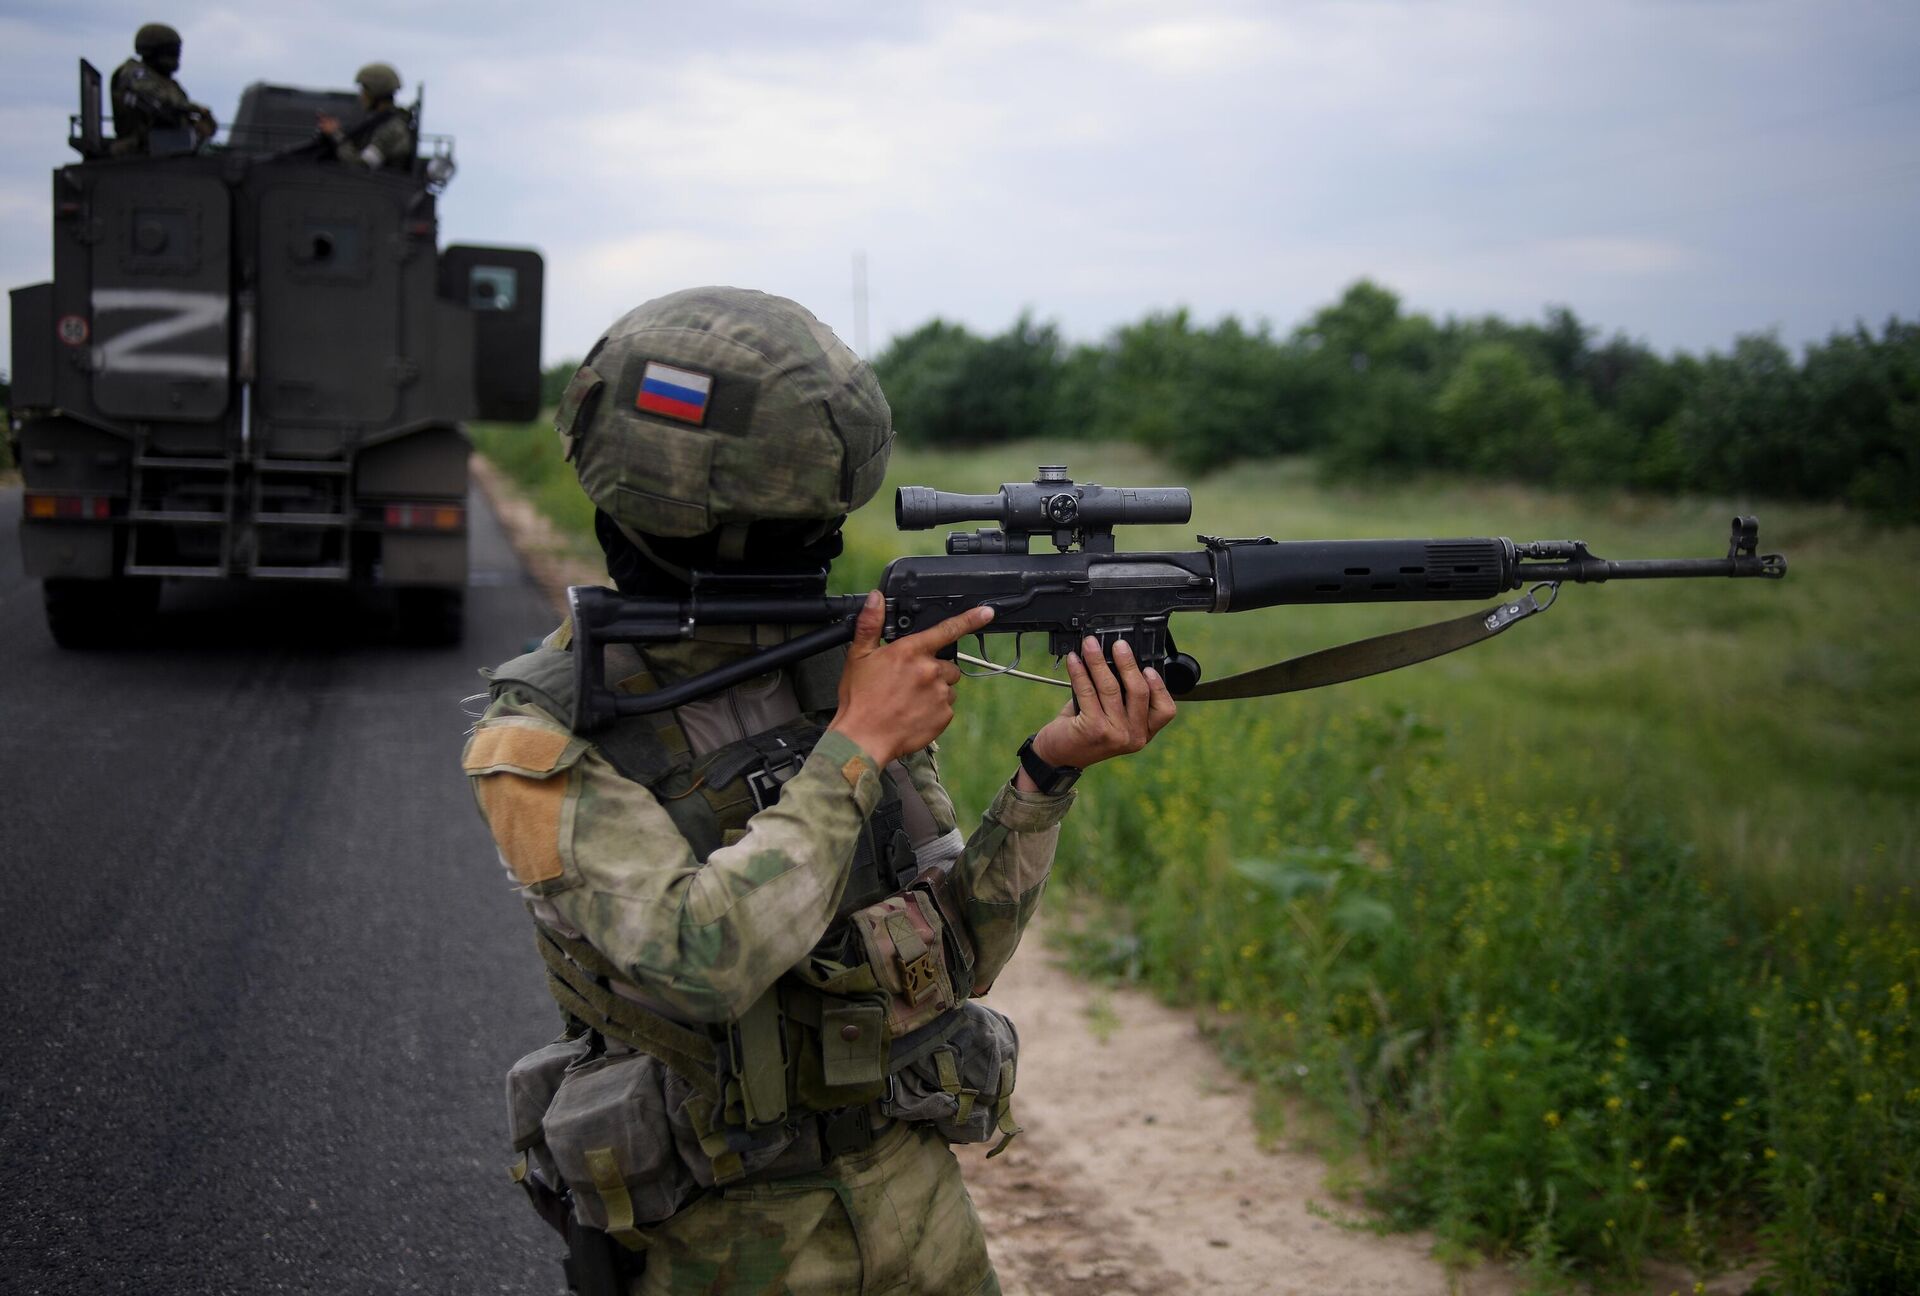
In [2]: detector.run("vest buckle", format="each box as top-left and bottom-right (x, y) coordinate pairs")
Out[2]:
(744, 739), (806, 811)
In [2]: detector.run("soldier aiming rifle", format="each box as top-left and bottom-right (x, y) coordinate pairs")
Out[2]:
(467, 287), (1175, 1295)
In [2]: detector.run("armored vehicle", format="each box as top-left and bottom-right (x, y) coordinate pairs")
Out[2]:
(8, 61), (543, 645)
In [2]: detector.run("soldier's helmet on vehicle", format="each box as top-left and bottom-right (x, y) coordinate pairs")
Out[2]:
(354, 62), (402, 103)
(133, 22), (182, 71)
(559, 287), (893, 575)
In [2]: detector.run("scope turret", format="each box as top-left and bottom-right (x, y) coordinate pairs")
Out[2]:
(896, 466), (1192, 535)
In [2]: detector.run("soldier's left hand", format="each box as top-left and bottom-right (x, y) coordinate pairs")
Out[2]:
(1030, 637), (1177, 771)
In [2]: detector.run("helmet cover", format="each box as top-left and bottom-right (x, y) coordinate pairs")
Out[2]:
(135, 22), (182, 56)
(558, 287), (893, 539)
(355, 62), (403, 100)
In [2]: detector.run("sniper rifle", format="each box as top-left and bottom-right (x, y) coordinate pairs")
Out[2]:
(567, 465), (1786, 733)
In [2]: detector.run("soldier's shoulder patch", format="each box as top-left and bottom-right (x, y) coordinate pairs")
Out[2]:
(462, 718), (583, 777)
(464, 719), (587, 889)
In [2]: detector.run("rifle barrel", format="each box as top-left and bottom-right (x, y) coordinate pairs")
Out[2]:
(1514, 554), (1786, 582)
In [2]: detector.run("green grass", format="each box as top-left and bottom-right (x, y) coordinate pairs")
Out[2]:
(475, 422), (1918, 1291)
(470, 419), (598, 543)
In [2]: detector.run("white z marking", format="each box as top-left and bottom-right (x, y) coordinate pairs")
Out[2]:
(91, 288), (229, 379)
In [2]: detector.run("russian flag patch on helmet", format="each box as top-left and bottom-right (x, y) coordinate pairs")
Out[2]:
(635, 361), (713, 425)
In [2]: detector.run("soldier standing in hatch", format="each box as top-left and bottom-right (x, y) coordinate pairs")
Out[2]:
(316, 62), (414, 171)
(464, 287), (1176, 1294)
(110, 22), (217, 155)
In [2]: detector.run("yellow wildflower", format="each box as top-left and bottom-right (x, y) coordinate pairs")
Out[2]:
(1668, 1135), (1688, 1152)
(1543, 1111), (1561, 1129)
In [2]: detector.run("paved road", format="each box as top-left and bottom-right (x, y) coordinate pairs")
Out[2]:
(0, 485), (572, 1293)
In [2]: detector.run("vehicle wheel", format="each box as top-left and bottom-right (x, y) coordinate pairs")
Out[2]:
(396, 586), (465, 646)
(43, 577), (162, 649)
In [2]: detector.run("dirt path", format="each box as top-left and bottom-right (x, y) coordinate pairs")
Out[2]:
(474, 456), (1744, 1296)
(956, 934), (1521, 1296)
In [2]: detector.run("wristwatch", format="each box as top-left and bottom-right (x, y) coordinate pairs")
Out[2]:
(1017, 734), (1081, 796)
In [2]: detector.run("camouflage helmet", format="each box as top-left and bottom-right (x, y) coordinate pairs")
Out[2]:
(355, 62), (403, 100)
(135, 23), (182, 55)
(558, 287), (892, 540)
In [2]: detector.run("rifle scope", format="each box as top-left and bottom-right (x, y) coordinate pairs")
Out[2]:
(896, 466), (1192, 533)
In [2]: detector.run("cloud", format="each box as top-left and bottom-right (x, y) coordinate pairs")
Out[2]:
(0, 0), (1916, 370)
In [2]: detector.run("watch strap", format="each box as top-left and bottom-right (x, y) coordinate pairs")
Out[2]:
(1017, 734), (1080, 795)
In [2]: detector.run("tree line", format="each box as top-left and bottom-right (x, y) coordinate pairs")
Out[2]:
(869, 281), (1920, 522)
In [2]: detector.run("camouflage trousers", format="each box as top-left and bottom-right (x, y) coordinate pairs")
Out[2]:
(634, 1122), (999, 1295)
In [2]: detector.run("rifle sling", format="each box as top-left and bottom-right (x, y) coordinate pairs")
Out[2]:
(1179, 587), (1553, 702)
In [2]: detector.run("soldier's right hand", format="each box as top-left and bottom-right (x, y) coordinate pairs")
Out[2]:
(828, 591), (993, 767)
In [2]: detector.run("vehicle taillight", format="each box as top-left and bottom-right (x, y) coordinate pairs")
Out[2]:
(24, 493), (113, 520)
(384, 503), (465, 531)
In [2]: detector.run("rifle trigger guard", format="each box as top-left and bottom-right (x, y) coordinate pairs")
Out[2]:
(958, 632), (1023, 680)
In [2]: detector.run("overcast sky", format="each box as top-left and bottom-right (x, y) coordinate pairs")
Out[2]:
(3, 0), (1916, 369)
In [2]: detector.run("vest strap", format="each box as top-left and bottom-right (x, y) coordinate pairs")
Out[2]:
(535, 927), (720, 1100)
(725, 990), (790, 1128)
(584, 1147), (648, 1251)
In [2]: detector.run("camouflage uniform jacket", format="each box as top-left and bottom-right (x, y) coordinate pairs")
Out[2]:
(466, 628), (1072, 1029)
(333, 106), (414, 171)
(109, 58), (207, 154)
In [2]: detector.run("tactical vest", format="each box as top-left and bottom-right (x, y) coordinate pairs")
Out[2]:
(486, 640), (1002, 1183)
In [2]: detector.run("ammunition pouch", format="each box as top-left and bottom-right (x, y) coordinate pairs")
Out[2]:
(506, 1033), (594, 1233)
(849, 883), (968, 1038)
(880, 1000), (1022, 1152)
(539, 1050), (701, 1241)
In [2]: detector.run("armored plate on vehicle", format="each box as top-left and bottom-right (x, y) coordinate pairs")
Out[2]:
(8, 60), (544, 646)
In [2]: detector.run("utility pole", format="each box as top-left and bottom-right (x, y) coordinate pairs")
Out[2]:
(852, 251), (870, 359)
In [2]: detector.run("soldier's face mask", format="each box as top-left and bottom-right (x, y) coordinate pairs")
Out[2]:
(148, 45), (181, 75)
